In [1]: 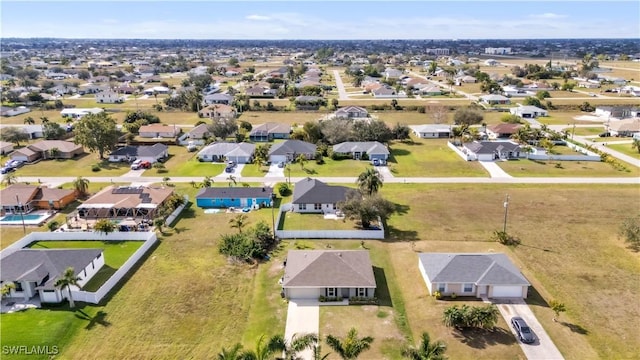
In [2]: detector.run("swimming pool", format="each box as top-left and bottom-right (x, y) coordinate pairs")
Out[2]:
(0, 214), (44, 221)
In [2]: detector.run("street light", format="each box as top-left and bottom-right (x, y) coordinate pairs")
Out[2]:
(16, 195), (26, 234)
(502, 194), (510, 234)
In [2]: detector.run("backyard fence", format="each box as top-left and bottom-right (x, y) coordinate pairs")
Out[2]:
(275, 203), (385, 240)
(165, 195), (189, 227)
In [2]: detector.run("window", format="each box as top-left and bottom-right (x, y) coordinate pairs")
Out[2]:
(43, 290), (55, 293)
(314, 203), (322, 210)
(464, 284), (473, 293)
(332, 203), (337, 210)
(326, 288), (336, 297)
(299, 204), (306, 210)
(437, 283), (445, 292)
(13, 282), (23, 292)
(357, 288), (367, 297)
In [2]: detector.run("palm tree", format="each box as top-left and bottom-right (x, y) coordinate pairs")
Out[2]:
(1, 283), (16, 299)
(40, 116), (49, 124)
(296, 153), (307, 170)
(73, 176), (90, 197)
(312, 345), (331, 360)
(229, 214), (248, 234)
(54, 267), (81, 308)
(2, 173), (17, 186)
(632, 139), (640, 154)
(152, 90), (159, 105)
(356, 168), (384, 195)
(401, 332), (447, 360)
(227, 174), (237, 187)
(269, 333), (319, 360)
(325, 328), (374, 360)
(241, 334), (285, 360)
(201, 176), (213, 188)
(217, 343), (248, 360)
(23, 116), (35, 125)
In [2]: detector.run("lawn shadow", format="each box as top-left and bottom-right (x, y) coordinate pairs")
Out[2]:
(385, 225), (418, 242)
(75, 310), (112, 330)
(302, 168), (317, 175)
(373, 266), (392, 307)
(394, 203), (410, 216)
(560, 321), (589, 335)
(390, 148), (411, 157)
(452, 327), (517, 349)
(525, 286), (549, 308)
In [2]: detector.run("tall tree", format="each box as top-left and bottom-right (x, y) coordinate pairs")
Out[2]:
(357, 168), (384, 195)
(1, 127), (29, 146)
(229, 214), (249, 234)
(201, 176), (214, 188)
(338, 191), (395, 229)
(23, 116), (35, 125)
(401, 332), (447, 360)
(631, 139), (640, 154)
(269, 333), (319, 360)
(217, 343), (248, 360)
(73, 112), (119, 159)
(54, 267), (81, 308)
(2, 173), (18, 186)
(325, 328), (374, 360)
(453, 108), (483, 126)
(73, 176), (90, 197)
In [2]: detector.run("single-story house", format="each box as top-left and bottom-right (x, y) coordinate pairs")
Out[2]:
(143, 86), (170, 95)
(332, 141), (389, 161)
(249, 123), (292, 142)
(197, 142), (255, 163)
(108, 144), (168, 163)
(138, 124), (181, 138)
(455, 75), (477, 85)
(509, 105), (548, 119)
(9, 140), (84, 163)
(1, 249), (105, 303)
(0, 141), (14, 155)
(203, 93), (234, 105)
(0, 106), (31, 117)
(409, 124), (451, 139)
(372, 86), (398, 98)
(0, 184), (77, 215)
(77, 185), (174, 220)
(95, 90), (124, 104)
(595, 106), (640, 120)
(199, 104), (237, 120)
(486, 123), (521, 139)
(462, 141), (522, 161)
(480, 95), (511, 105)
(268, 140), (317, 164)
(196, 186), (273, 209)
(414, 85), (443, 96)
(292, 178), (351, 214)
(60, 108), (104, 120)
(334, 106), (369, 119)
(246, 86), (274, 98)
(418, 253), (530, 298)
(184, 124), (211, 142)
(281, 250), (377, 300)
(19, 125), (45, 140)
(608, 118), (640, 137)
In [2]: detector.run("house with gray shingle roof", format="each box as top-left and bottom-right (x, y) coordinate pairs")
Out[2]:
(282, 250), (376, 300)
(108, 144), (168, 163)
(1, 249), (104, 303)
(410, 124), (451, 139)
(418, 253), (530, 298)
(332, 141), (389, 161)
(268, 140), (316, 164)
(462, 141), (522, 161)
(292, 178), (352, 214)
(197, 142), (255, 163)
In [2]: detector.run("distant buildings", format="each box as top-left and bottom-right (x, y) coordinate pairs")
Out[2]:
(485, 47), (512, 55)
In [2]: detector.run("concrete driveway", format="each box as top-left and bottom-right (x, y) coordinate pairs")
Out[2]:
(284, 299), (319, 360)
(495, 299), (564, 360)
(266, 163), (285, 177)
(216, 164), (245, 177)
(479, 161), (512, 178)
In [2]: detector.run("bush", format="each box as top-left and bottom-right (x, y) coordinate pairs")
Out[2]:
(91, 164), (101, 172)
(47, 221), (60, 231)
(277, 183), (290, 196)
(433, 290), (442, 299)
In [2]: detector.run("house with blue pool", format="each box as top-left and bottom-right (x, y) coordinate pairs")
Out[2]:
(196, 187), (274, 209)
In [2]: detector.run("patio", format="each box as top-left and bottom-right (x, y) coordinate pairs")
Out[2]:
(1, 296), (41, 314)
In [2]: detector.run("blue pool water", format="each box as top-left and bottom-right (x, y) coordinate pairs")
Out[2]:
(0, 214), (45, 221)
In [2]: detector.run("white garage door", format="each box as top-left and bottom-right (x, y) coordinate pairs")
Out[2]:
(492, 285), (522, 298)
(270, 155), (287, 164)
(288, 288), (320, 299)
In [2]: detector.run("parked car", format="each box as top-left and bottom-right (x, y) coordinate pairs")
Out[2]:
(131, 160), (152, 170)
(5, 160), (24, 169)
(277, 161), (285, 168)
(372, 159), (386, 166)
(225, 166), (234, 173)
(0, 166), (16, 174)
(511, 317), (535, 344)
(599, 132), (610, 137)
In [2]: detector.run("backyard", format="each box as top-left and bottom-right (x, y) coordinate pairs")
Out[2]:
(497, 158), (639, 177)
(278, 212), (362, 231)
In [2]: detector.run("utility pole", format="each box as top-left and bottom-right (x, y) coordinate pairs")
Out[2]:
(503, 194), (510, 234)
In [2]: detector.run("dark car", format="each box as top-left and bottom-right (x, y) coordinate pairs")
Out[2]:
(511, 317), (535, 344)
(599, 132), (610, 137)
(0, 166), (16, 174)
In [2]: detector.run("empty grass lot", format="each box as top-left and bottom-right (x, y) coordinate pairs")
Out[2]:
(279, 212), (360, 231)
(380, 184), (639, 359)
(497, 158), (639, 177)
(284, 158), (372, 177)
(15, 154), (131, 177)
(142, 146), (224, 177)
(237, 111), (324, 126)
(563, 127), (605, 136)
(388, 138), (487, 177)
(608, 143), (640, 160)
(28, 240), (143, 292)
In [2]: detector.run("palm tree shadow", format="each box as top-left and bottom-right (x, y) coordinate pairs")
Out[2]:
(452, 327), (516, 349)
(75, 310), (111, 329)
(560, 321), (589, 335)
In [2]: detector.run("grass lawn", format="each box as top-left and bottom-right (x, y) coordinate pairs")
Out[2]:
(285, 157), (371, 177)
(497, 158), (639, 177)
(48, 183), (288, 359)
(381, 183), (639, 359)
(28, 240), (143, 292)
(241, 162), (268, 177)
(142, 146), (226, 177)
(563, 127), (605, 136)
(388, 138), (488, 177)
(238, 111), (323, 126)
(279, 212), (361, 231)
(15, 154), (131, 177)
(608, 143), (640, 160)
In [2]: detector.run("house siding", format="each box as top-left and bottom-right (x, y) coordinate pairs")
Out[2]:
(196, 197), (271, 209)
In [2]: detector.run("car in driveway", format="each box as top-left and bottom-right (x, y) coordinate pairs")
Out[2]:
(0, 166), (16, 174)
(130, 159), (152, 170)
(511, 316), (535, 344)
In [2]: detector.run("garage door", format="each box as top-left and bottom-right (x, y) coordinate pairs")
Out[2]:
(288, 288), (320, 299)
(492, 285), (522, 298)
(270, 155), (287, 164)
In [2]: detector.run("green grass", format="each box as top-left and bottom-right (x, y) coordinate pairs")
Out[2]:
(279, 212), (361, 230)
(608, 143), (640, 160)
(142, 146), (226, 177)
(15, 155), (131, 177)
(28, 240), (143, 292)
(563, 127), (605, 136)
(241, 163), (268, 177)
(238, 111), (323, 126)
(388, 138), (488, 177)
(497, 158), (639, 177)
(285, 158), (371, 177)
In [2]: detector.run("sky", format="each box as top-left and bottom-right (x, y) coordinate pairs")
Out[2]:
(1, 1), (639, 40)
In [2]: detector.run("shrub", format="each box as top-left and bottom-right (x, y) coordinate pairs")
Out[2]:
(277, 182), (290, 196)
(47, 221), (60, 231)
(450, 292), (457, 299)
(433, 290), (442, 299)
(91, 164), (101, 172)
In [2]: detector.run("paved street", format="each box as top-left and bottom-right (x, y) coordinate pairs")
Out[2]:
(332, 69), (350, 100)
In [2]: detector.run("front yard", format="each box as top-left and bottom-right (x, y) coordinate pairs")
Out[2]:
(497, 158), (639, 177)
(15, 154), (131, 177)
(284, 157), (371, 178)
(142, 146), (226, 177)
(608, 143), (640, 160)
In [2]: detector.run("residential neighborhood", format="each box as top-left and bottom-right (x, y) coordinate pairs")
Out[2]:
(0, 4), (639, 360)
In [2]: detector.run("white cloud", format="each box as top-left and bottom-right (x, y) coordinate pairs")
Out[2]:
(530, 13), (567, 19)
(246, 15), (271, 21)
